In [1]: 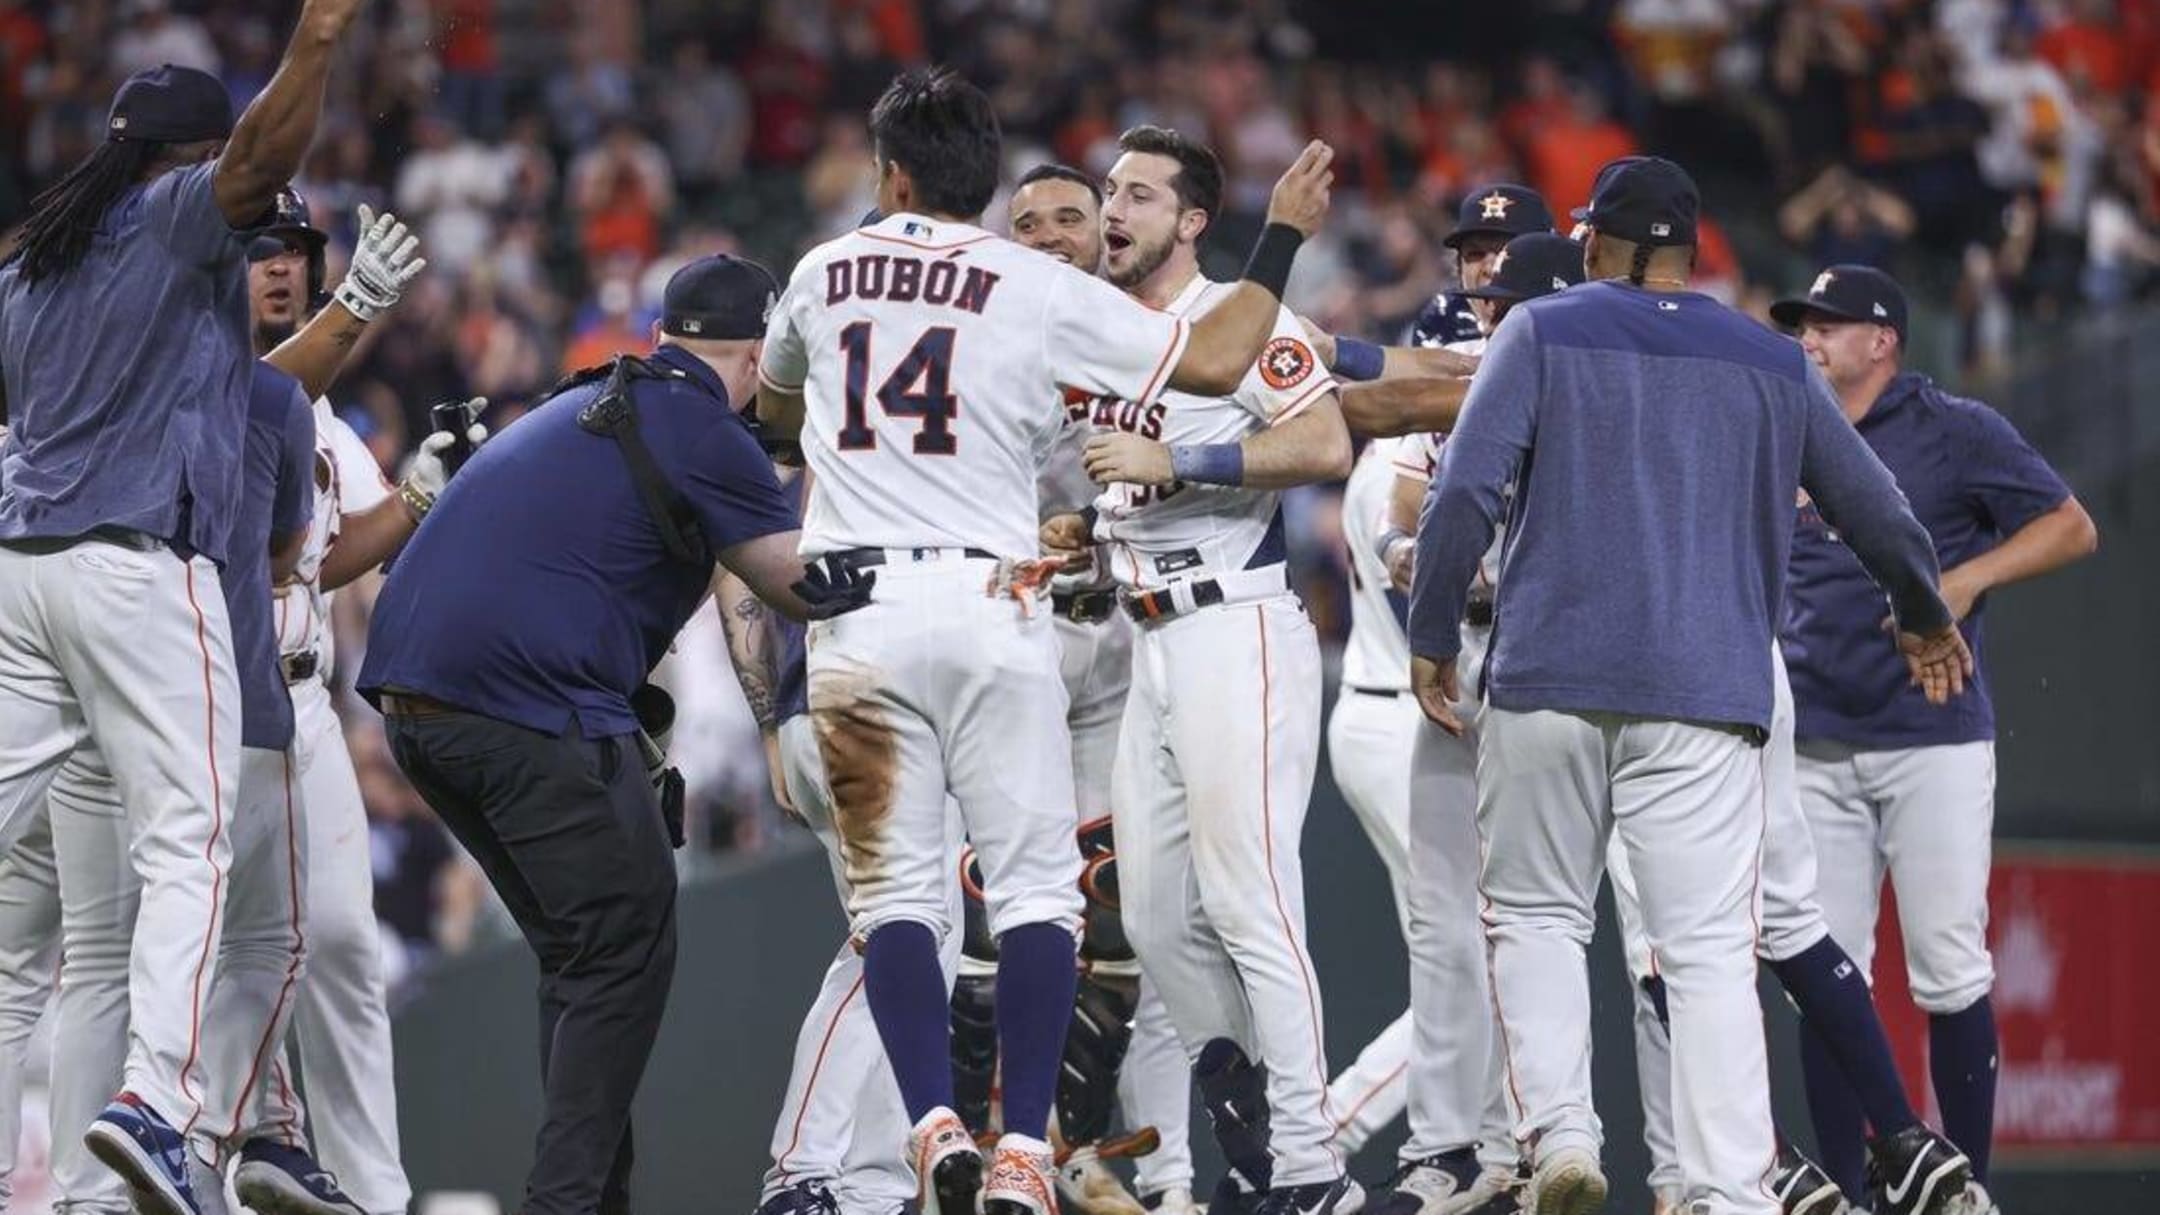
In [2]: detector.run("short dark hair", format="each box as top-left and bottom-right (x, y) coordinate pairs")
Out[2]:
(868, 68), (1002, 219)
(1016, 162), (1102, 206)
(1115, 125), (1223, 226)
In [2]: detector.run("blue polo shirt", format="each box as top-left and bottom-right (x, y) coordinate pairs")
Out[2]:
(1782, 372), (2069, 748)
(231, 365), (317, 751)
(0, 162), (256, 564)
(358, 345), (800, 737)
(1408, 282), (1948, 733)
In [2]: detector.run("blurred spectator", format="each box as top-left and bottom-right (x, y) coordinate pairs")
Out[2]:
(2084, 161), (2160, 303)
(110, 0), (219, 77)
(1766, 0), (1871, 182)
(743, 6), (831, 167)
(658, 40), (751, 205)
(1871, 31), (1997, 256)
(1523, 84), (1642, 219)
(393, 110), (515, 277)
(434, 0), (505, 139)
(2037, 0), (2135, 96)
(801, 113), (877, 236)
(559, 262), (651, 374)
(569, 117), (676, 267)
(454, 269), (550, 404)
(1778, 164), (1918, 268)
(546, 38), (635, 150)
(1961, 23), (2099, 230)
(498, 112), (559, 219)
(218, 18), (275, 115)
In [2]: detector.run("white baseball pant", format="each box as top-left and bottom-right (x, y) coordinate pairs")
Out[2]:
(255, 676), (410, 1213)
(0, 542), (240, 1129)
(1114, 593), (1341, 1187)
(1796, 741), (1995, 1014)
(1056, 608), (1192, 1197)
(1607, 656), (1817, 1198)
(762, 714), (964, 1215)
(807, 556), (1083, 942)
(1477, 705), (1776, 1215)
(0, 806), (59, 1207)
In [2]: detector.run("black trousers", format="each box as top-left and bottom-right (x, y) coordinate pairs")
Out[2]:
(385, 710), (677, 1215)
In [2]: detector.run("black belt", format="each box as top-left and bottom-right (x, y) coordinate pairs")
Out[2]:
(1347, 686), (1402, 699)
(0, 525), (166, 556)
(281, 651), (320, 684)
(830, 546), (995, 571)
(1121, 578), (1226, 624)
(1052, 588), (1118, 624)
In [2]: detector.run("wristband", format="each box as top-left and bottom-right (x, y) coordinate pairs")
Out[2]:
(396, 478), (433, 522)
(1169, 443), (1244, 487)
(1077, 505), (1100, 538)
(1372, 525), (1411, 566)
(1240, 222), (1304, 299)
(1334, 337), (1385, 382)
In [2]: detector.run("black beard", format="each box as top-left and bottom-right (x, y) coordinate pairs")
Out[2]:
(253, 318), (297, 354)
(1107, 231), (1174, 289)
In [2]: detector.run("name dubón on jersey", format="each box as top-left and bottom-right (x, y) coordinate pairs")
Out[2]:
(826, 253), (1002, 314)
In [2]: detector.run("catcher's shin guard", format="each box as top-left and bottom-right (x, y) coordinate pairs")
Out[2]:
(952, 849), (1001, 1133)
(1196, 1038), (1273, 1191)
(1058, 971), (1142, 1144)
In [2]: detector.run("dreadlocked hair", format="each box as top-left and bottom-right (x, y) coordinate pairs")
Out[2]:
(8, 140), (163, 284)
(1627, 241), (1654, 287)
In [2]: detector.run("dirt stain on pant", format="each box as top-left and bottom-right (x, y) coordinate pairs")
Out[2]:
(809, 663), (898, 893)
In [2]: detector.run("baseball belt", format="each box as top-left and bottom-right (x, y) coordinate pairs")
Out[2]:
(1120, 565), (1287, 625)
(280, 650), (321, 684)
(1051, 587), (1118, 624)
(0, 525), (167, 555)
(829, 546), (995, 572)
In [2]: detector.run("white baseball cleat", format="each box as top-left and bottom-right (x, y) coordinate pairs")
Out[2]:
(985, 1133), (1060, 1215)
(1522, 1146), (1605, 1215)
(910, 1107), (984, 1215)
(1145, 1186), (1204, 1215)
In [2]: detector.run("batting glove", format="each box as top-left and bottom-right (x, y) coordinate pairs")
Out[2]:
(334, 204), (428, 323)
(792, 555), (878, 620)
(399, 397), (489, 517)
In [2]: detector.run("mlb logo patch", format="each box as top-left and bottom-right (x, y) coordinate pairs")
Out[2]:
(1650, 222), (1671, 237)
(904, 221), (931, 238)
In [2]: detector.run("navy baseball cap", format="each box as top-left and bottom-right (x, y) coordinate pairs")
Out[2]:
(1770, 264), (1909, 341)
(248, 187), (327, 262)
(661, 254), (781, 340)
(1460, 232), (1586, 303)
(1572, 156), (1699, 247)
(1443, 184), (1554, 250)
(107, 65), (234, 144)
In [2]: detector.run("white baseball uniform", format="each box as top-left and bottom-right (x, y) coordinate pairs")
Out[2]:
(760, 211), (1191, 944)
(1040, 418), (1192, 1198)
(257, 400), (410, 1213)
(1083, 275), (1343, 1188)
(0, 805), (58, 1207)
(762, 713), (965, 1215)
(1379, 432), (1517, 1180)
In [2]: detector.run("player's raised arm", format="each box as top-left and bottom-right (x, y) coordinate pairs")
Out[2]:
(213, 0), (370, 226)
(1165, 141), (1334, 396)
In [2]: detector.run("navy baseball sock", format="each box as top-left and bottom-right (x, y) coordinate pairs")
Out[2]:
(993, 922), (1079, 1140)
(1769, 937), (1920, 1138)
(1929, 997), (1998, 1183)
(1798, 1019), (1870, 1201)
(862, 920), (956, 1123)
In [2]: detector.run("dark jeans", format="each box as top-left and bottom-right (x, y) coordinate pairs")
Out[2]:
(385, 710), (677, 1215)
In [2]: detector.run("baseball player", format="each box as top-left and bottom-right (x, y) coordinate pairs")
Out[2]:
(1356, 231), (1584, 1215)
(1407, 157), (1969, 1215)
(755, 68), (1334, 1215)
(1040, 124), (1357, 1215)
(0, 7), (364, 1207)
(1771, 266), (2096, 1207)
(1008, 162), (1197, 1215)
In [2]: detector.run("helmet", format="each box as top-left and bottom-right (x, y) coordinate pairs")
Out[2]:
(248, 186), (330, 309)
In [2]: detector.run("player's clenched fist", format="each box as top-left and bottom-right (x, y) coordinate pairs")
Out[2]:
(1083, 432), (1176, 487)
(1266, 140), (1335, 238)
(1039, 512), (1094, 570)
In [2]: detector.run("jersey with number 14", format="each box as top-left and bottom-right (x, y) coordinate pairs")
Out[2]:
(1082, 275), (1336, 590)
(760, 212), (1194, 559)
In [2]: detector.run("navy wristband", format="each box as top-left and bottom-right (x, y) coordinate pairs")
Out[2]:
(1334, 337), (1385, 382)
(1169, 443), (1245, 487)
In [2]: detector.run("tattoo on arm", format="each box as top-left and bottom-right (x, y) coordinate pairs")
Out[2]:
(718, 578), (780, 731)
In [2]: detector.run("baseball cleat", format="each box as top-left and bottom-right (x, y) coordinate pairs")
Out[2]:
(1938, 1181), (1999, 1215)
(1209, 1174), (1255, 1215)
(1375, 1148), (1479, 1215)
(1522, 1146), (1605, 1215)
(756, 1180), (843, 1215)
(232, 1139), (367, 1215)
(1058, 1143), (1147, 1215)
(84, 1092), (206, 1215)
(1141, 1186), (1203, 1215)
(1249, 1176), (1363, 1215)
(1770, 1148), (1848, 1215)
(1450, 1170), (1522, 1215)
(912, 1107), (985, 1215)
(1866, 1126), (1972, 1215)
(984, 1133), (1059, 1215)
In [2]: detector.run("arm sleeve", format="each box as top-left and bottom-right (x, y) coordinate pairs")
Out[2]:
(1796, 366), (1952, 634)
(685, 415), (803, 549)
(1229, 304), (1339, 425)
(1406, 310), (1539, 658)
(1042, 266), (1191, 406)
(273, 387), (316, 540)
(1957, 402), (2070, 536)
(756, 268), (813, 394)
(325, 411), (394, 513)
(144, 162), (250, 266)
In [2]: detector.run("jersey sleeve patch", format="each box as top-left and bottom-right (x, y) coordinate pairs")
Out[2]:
(1258, 336), (1317, 391)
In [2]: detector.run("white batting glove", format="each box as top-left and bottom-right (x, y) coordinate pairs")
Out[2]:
(398, 398), (489, 517)
(335, 204), (428, 323)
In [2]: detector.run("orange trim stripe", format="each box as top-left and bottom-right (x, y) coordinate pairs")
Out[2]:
(1267, 377), (1336, 429)
(775, 971), (867, 1180)
(228, 751), (308, 1134)
(858, 230), (995, 254)
(1134, 319), (1191, 406)
(177, 564), (229, 1135)
(1330, 1061), (1408, 1133)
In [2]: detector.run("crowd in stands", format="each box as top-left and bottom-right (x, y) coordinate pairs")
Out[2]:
(2, 0), (2151, 984)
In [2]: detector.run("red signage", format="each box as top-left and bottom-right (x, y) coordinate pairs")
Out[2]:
(1871, 845), (2160, 1158)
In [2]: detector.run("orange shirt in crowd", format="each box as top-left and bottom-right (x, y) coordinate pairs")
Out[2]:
(2037, 17), (2129, 94)
(1526, 117), (1639, 221)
